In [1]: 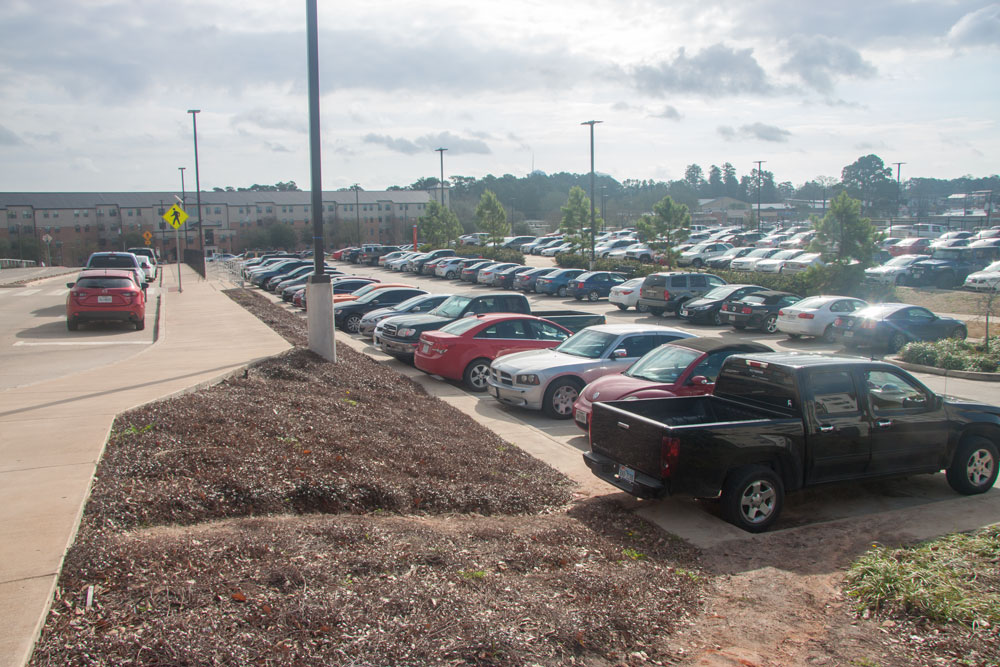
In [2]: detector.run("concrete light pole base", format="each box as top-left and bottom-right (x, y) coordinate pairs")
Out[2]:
(307, 279), (336, 361)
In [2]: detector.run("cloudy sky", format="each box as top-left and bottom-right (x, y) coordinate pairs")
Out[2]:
(1, 0), (998, 193)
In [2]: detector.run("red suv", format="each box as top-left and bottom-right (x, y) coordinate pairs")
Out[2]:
(66, 269), (146, 331)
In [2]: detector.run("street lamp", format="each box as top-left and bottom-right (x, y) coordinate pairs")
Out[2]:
(754, 160), (766, 233)
(178, 167), (186, 258)
(435, 147), (448, 207)
(581, 120), (602, 269)
(187, 110), (204, 259)
(352, 184), (361, 244)
(892, 162), (906, 237)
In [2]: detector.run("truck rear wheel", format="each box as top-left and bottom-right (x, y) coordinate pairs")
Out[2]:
(946, 436), (998, 495)
(721, 466), (784, 533)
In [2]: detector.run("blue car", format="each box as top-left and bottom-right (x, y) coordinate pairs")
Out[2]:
(830, 303), (968, 353)
(567, 271), (628, 301)
(534, 268), (585, 297)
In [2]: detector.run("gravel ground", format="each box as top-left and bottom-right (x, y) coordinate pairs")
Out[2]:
(29, 289), (704, 666)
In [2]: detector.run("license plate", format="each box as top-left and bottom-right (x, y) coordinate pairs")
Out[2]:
(618, 465), (635, 484)
(843, 330), (854, 338)
(422, 342), (431, 353)
(97, 295), (112, 303)
(575, 409), (587, 424)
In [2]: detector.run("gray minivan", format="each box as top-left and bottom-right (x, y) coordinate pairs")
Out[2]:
(635, 271), (726, 316)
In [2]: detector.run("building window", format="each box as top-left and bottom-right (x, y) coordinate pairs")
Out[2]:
(53, 211), (59, 218)
(109, 209), (117, 216)
(75, 224), (81, 232)
(7, 211), (15, 218)
(83, 211), (89, 217)
(214, 207), (221, 214)
(22, 211), (31, 218)
(74, 210), (80, 217)
(266, 207), (272, 213)
(304, 205), (309, 213)
(127, 210), (133, 217)
(43, 212), (50, 218)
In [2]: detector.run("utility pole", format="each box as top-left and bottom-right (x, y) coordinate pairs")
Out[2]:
(178, 167), (187, 258)
(892, 162), (905, 237)
(754, 160), (765, 233)
(581, 120), (602, 270)
(435, 147), (448, 207)
(187, 110), (204, 261)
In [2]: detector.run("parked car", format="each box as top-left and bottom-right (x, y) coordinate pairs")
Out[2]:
(889, 237), (932, 257)
(333, 287), (428, 333)
(625, 244), (656, 263)
(493, 265), (533, 289)
(414, 314), (573, 391)
(929, 238), (970, 250)
(607, 243), (644, 260)
(477, 262), (519, 285)
(84, 251), (147, 289)
(964, 260), (1000, 291)
(863, 254), (926, 286)
(331, 281), (408, 305)
(127, 247), (158, 277)
(514, 267), (557, 292)
(568, 271), (628, 301)
(596, 238), (637, 257)
(780, 252), (825, 275)
(486, 324), (694, 418)
(359, 293), (452, 340)
(412, 250), (454, 273)
(720, 290), (801, 332)
(778, 231), (816, 249)
(135, 256), (156, 282)
(571, 338), (773, 430)
(535, 268), (586, 297)
(729, 247), (782, 271)
(775, 295), (869, 342)
(706, 246), (754, 270)
(460, 261), (498, 282)
(503, 235), (536, 249)
(529, 237), (566, 255)
(677, 242), (734, 268)
(278, 269), (343, 301)
(584, 353), (1000, 532)
(754, 249), (806, 274)
(66, 269), (146, 331)
(608, 277), (646, 311)
(677, 284), (766, 326)
(907, 247), (997, 289)
(432, 257), (467, 279)
(636, 272), (727, 316)
(541, 242), (577, 257)
(830, 303), (967, 352)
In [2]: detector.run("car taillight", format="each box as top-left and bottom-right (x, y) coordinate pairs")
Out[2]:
(662, 290), (670, 300)
(797, 312), (814, 319)
(861, 319), (877, 329)
(621, 289), (633, 295)
(834, 317), (843, 326)
(742, 307), (752, 314)
(660, 436), (680, 478)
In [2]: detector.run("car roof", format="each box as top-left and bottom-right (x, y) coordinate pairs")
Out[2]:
(584, 323), (692, 336)
(670, 337), (773, 354)
(731, 352), (899, 371)
(76, 269), (138, 280)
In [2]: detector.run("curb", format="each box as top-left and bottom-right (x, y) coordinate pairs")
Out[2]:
(886, 357), (1000, 382)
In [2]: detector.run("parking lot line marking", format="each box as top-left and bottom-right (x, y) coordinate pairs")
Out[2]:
(14, 341), (152, 346)
(48, 289), (67, 296)
(12, 289), (41, 297)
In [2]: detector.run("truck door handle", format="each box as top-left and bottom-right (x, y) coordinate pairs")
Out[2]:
(875, 419), (893, 428)
(817, 425), (835, 433)
(617, 422), (630, 430)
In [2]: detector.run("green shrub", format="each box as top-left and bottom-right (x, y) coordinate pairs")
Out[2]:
(936, 352), (967, 371)
(898, 337), (999, 373)
(554, 253), (662, 278)
(963, 355), (998, 372)
(455, 247), (524, 264)
(899, 342), (939, 366)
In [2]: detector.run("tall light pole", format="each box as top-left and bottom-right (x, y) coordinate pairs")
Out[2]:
(352, 184), (361, 244)
(178, 167), (187, 258)
(187, 110), (204, 259)
(892, 162), (905, 237)
(581, 120), (602, 269)
(753, 160), (765, 233)
(601, 186), (608, 232)
(435, 147), (448, 207)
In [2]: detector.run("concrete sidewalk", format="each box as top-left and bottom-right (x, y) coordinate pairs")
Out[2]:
(0, 265), (291, 667)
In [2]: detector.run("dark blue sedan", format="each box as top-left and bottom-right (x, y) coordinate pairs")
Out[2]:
(567, 271), (628, 301)
(534, 268), (585, 297)
(830, 303), (968, 353)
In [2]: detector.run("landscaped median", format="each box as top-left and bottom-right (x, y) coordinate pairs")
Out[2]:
(893, 337), (1000, 380)
(28, 289), (704, 666)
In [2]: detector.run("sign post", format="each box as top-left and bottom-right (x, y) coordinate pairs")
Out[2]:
(162, 204), (189, 293)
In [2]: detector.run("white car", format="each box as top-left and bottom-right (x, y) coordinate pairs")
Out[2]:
(541, 242), (575, 257)
(864, 254), (925, 286)
(755, 249), (806, 273)
(776, 295), (869, 342)
(780, 252), (825, 275)
(434, 257), (467, 279)
(964, 261), (1000, 291)
(136, 255), (156, 281)
(729, 247), (781, 271)
(677, 242), (733, 268)
(608, 277), (645, 311)
(486, 324), (694, 418)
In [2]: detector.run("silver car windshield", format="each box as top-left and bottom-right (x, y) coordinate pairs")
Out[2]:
(624, 346), (700, 383)
(555, 329), (617, 359)
(393, 295), (432, 311)
(430, 295), (472, 318)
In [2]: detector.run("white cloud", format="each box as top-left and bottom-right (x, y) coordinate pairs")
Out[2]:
(948, 4), (1000, 48)
(718, 123), (792, 143)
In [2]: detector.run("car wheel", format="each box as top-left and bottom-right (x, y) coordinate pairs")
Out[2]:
(67, 318), (78, 331)
(946, 436), (998, 495)
(462, 358), (492, 392)
(896, 274), (908, 287)
(721, 465), (784, 533)
(446, 271), (456, 280)
(712, 310), (723, 326)
(935, 272), (956, 289)
(637, 303), (650, 314)
(557, 286), (568, 297)
(787, 333), (801, 339)
(615, 303), (629, 311)
(543, 377), (583, 419)
(574, 294), (583, 301)
(950, 327), (967, 340)
(344, 314), (362, 334)
(588, 290), (600, 302)
(763, 314), (779, 333)
(135, 318), (145, 331)
(822, 324), (836, 344)
(692, 258), (703, 268)
(887, 331), (908, 353)
(649, 308), (664, 317)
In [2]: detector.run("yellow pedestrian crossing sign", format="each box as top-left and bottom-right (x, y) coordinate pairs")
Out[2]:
(163, 204), (188, 230)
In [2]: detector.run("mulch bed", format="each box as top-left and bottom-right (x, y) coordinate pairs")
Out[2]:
(30, 288), (704, 666)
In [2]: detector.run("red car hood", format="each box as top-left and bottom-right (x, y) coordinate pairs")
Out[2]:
(580, 374), (680, 403)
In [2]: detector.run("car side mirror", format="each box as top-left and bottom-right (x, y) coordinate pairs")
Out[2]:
(462, 311), (476, 318)
(66, 282), (75, 288)
(612, 348), (629, 358)
(690, 375), (710, 385)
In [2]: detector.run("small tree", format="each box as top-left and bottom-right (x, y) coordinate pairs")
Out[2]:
(418, 200), (462, 248)
(810, 191), (878, 266)
(636, 195), (690, 268)
(475, 190), (510, 247)
(559, 186), (590, 248)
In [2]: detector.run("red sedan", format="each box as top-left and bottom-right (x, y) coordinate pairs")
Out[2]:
(889, 237), (931, 257)
(414, 314), (572, 391)
(571, 338), (772, 431)
(66, 269), (146, 331)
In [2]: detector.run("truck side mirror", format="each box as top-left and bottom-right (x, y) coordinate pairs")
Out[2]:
(612, 348), (628, 358)
(689, 375), (710, 385)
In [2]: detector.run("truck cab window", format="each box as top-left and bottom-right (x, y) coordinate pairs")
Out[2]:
(806, 371), (859, 416)
(866, 370), (929, 412)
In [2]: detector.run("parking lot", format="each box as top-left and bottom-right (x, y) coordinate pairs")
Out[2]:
(222, 256), (1000, 546)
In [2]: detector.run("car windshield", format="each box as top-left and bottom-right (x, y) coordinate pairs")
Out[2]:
(430, 295), (472, 318)
(701, 286), (737, 300)
(720, 247), (743, 258)
(76, 277), (135, 289)
(351, 284), (380, 297)
(745, 248), (771, 258)
(624, 345), (700, 383)
(89, 255), (137, 269)
(355, 289), (395, 304)
(930, 249), (964, 260)
(439, 317), (485, 336)
(885, 256), (917, 266)
(393, 295), (432, 311)
(618, 278), (643, 288)
(982, 261), (1000, 272)
(790, 296), (829, 310)
(555, 329), (617, 359)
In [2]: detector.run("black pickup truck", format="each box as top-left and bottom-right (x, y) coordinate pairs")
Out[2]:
(378, 292), (605, 360)
(584, 352), (999, 532)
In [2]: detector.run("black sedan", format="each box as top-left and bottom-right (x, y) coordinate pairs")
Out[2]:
(830, 303), (968, 353)
(334, 287), (428, 333)
(706, 246), (755, 270)
(678, 284), (766, 325)
(719, 290), (801, 333)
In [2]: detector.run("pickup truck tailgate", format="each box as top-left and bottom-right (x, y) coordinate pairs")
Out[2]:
(590, 403), (668, 479)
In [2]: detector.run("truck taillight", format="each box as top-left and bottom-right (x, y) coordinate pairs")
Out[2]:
(660, 436), (680, 478)
(662, 290), (670, 301)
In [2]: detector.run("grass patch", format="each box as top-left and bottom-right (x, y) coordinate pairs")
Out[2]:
(844, 526), (1000, 628)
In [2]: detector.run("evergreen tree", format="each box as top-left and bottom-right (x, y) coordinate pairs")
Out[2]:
(811, 191), (878, 266)
(418, 200), (462, 248)
(475, 190), (510, 247)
